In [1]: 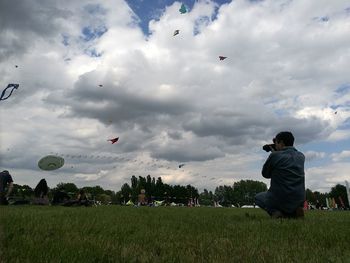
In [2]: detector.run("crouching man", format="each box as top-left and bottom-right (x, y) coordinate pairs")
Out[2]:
(255, 131), (305, 219)
(0, 170), (14, 205)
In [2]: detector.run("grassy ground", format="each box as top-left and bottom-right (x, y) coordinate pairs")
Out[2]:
(0, 206), (349, 263)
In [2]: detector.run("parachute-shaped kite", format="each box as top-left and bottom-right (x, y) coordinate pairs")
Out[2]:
(179, 163), (185, 168)
(179, 4), (187, 14)
(0, 84), (19, 101)
(108, 137), (119, 144)
(219, 56), (227, 61)
(173, 30), (180, 36)
(38, 155), (65, 171)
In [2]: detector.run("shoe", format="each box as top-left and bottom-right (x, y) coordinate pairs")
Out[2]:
(294, 207), (304, 219)
(271, 210), (284, 219)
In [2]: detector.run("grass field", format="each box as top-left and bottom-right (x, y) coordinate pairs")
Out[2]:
(1, 206), (349, 263)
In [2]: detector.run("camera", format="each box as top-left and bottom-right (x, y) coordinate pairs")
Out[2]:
(263, 138), (276, 152)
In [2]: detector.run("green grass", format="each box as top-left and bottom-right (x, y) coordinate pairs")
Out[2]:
(1, 206), (349, 263)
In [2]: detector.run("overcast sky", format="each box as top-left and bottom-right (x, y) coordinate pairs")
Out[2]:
(0, 0), (349, 193)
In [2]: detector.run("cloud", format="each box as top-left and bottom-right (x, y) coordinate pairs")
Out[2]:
(304, 151), (326, 162)
(306, 162), (350, 192)
(331, 150), (350, 162)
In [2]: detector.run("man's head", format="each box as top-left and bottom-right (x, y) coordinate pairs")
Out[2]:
(274, 131), (294, 150)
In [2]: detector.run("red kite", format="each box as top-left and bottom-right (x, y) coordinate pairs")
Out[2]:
(108, 137), (119, 144)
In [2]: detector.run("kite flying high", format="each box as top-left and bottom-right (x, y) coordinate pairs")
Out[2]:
(173, 30), (180, 36)
(219, 56), (227, 61)
(38, 155), (65, 171)
(0, 84), (19, 101)
(108, 137), (119, 144)
(179, 4), (187, 14)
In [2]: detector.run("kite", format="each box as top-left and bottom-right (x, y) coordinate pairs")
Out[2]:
(179, 163), (185, 168)
(15, 65), (18, 68)
(0, 84), (19, 101)
(98, 84), (103, 87)
(179, 4), (187, 14)
(334, 111), (337, 114)
(219, 56), (227, 61)
(38, 155), (65, 171)
(108, 137), (119, 144)
(173, 30), (180, 36)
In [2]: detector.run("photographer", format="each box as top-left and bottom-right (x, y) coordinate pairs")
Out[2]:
(255, 131), (305, 218)
(0, 170), (14, 205)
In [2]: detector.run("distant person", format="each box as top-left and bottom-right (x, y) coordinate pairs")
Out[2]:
(138, 189), (148, 206)
(255, 131), (305, 219)
(33, 178), (49, 205)
(315, 199), (321, 210)
(0, 170), (14, 205)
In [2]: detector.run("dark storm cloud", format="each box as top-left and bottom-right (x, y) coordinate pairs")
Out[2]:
(57, 72), (194, 127)
(151, 145), (224, 162)
(183, 112), (332, 145)
(0, 1), (72, 60)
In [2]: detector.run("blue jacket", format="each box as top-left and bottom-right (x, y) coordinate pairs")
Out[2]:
(262, 146), (305, 214)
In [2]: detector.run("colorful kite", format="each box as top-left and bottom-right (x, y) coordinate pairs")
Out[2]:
(173, 30), (180, 36)
(0, 84), (19, 101)
(179, 4), (187, 14)
(219, 56), (227, 61)
(38, 155), (65, 171)
(108, 137), (119, 144)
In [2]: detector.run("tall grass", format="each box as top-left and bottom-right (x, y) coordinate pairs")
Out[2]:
(1, 206), (349, 263)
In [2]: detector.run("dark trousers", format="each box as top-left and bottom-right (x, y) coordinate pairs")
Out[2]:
(0, 194), (9, 205)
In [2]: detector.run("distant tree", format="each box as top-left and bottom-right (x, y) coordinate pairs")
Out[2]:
(138, 176), (147, 193)
(199, 189), (214, 206)
(329, 184), (349, 208)
(55, 183), (78, 195)
(97, 193), (112, 204)
(81, 186), (105, 199)
(215, 185), (235, 206)
(131, 175), (138, 190)
(155, 177), (164, 199)
(173, 184), (188, 204)
(121, 183), (132, 203)
(306, 188), (316, 204)
(233, 180), (267, 206)
(12, 184), (34, 199)
(312, 191), (328, 208)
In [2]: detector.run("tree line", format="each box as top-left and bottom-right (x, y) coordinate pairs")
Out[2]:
(10, 175), (349, 207)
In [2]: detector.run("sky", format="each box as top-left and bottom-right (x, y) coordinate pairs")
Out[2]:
(0, 0), (349, 193)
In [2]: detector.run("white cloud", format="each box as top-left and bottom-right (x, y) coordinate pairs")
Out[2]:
(331, 150), (350, 162)
(306, 162), (350, 192)
(304, 151), (326, 162)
